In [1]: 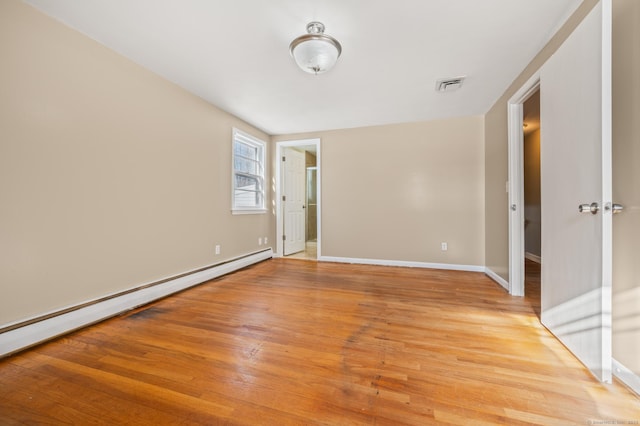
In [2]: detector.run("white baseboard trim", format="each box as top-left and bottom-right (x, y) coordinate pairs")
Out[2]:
(484, 267), (510, 291)
(318, 256), (485, 273)
(0, 249), (273, 358)
(613, 358), (640, 396)
(525, 252), (542, 264)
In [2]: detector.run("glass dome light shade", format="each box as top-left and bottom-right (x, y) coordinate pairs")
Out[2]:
(289, 24), (342, 75)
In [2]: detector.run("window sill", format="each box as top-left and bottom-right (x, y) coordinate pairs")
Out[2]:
(232, 209), (267, 215)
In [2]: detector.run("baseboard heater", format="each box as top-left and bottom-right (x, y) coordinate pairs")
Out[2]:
(0, 248), (273, 358)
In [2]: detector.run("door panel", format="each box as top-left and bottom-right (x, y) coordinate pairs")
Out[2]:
(540, 0), (612, 382)
(283, 148), (306, 255)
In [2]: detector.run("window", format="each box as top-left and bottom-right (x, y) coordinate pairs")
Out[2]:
(232, 128), (266, 214)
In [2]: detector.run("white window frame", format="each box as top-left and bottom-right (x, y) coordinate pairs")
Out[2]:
(231, 128), (266, 215)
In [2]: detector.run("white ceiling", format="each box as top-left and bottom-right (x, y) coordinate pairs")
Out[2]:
(23, 0), (581, 135)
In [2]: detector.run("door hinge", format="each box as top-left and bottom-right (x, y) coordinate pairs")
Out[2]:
(282, 156), (286, 162)
(282, 195), (286, 202)
(282, 235), (286, 241)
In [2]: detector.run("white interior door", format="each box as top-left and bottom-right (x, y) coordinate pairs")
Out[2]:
(540, 0), (612, 382)
(283, 148), (306, 255)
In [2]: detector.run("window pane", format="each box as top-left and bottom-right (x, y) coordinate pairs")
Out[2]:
(234, 156), (258, 175)
(234, 188), (262, 208)
(232, 129), (265, 211)
(235, 174), (260, 191)
(234, 141), (257, 161)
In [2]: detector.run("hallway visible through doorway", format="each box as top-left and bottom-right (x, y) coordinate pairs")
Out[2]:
(285, 241), (317, 260)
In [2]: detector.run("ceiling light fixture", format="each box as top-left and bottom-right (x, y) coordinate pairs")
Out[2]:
(290, 22), (342, 75)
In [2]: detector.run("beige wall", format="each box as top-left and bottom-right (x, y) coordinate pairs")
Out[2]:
(524, 128), (541, 257)
(484, 0), (599, 281)
(275, 116), (485, 267)
(0, 0), (274, 326)
(305, 152), (317, 168)
(612, 0), (640, 376)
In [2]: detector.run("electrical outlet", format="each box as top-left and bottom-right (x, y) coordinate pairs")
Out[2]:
(215, 245), (221, 255)
(441, 242), (448, 251)
(264, 237), (268, 244)
(258, 237), (263, 245)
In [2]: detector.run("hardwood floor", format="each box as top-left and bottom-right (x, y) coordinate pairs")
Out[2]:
(525, 258), (541, 318)
(1, 259), (638, 425)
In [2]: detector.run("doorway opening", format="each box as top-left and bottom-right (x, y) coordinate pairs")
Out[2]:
(275, 139), (321, 260)
(508, 0), (614, 384)
(507, 74), (540, 297)
(523, 88), (541, 314)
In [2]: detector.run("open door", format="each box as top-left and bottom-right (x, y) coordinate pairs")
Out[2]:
(540, 0), (612, 382)
(283, 148), (306, 255)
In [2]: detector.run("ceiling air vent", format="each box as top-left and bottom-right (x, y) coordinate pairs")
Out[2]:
(435, 76), (465, 92)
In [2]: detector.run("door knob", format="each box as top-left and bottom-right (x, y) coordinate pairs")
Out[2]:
(578, 202), (599, 215)
(604, 202), (624, 214)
